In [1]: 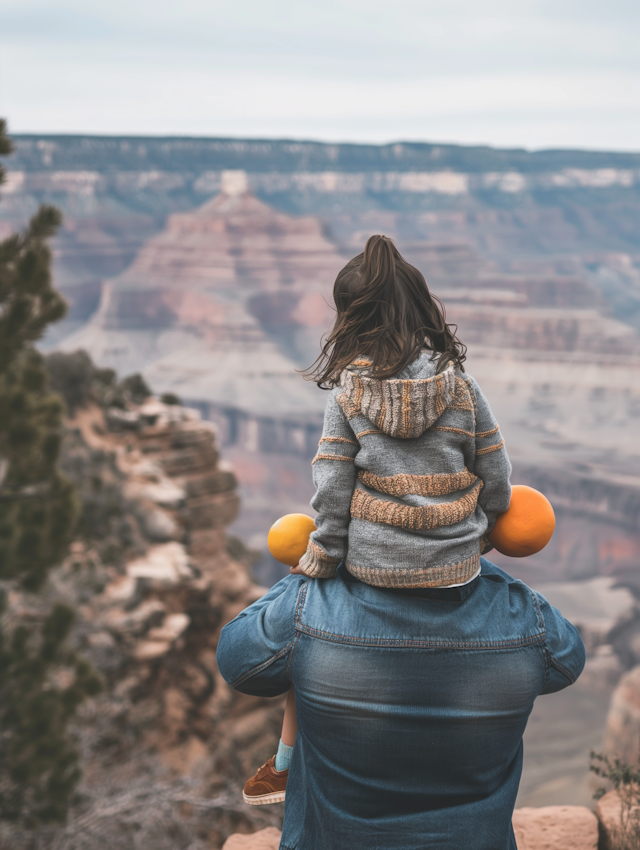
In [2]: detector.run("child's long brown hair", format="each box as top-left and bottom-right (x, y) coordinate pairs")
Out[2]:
(304, 235), (466, 389)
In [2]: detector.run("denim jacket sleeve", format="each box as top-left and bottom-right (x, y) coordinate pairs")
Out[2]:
(216, 575), (304, 697)
(535, 591), (586, 695)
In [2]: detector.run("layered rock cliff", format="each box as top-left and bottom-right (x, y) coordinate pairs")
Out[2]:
(56, 173), (342, 415)
(28, 397), (286, 850)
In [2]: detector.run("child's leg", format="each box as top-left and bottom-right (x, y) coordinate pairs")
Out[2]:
(243, 688), (295, 804)
(275, 687), (297, 771)
(281, 687), (298, 747)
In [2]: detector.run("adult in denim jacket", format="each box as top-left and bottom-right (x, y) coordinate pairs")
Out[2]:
(217, 559), (585, 850)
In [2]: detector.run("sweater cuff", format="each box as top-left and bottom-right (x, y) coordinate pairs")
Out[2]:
(299, 539), (341, 579)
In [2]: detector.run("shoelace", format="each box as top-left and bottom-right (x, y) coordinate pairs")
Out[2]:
(254, 758), (274, 779)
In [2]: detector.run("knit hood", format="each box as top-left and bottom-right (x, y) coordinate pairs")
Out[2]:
(338, 352), (457, 440)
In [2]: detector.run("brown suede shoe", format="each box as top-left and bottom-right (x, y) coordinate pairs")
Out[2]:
(243, 755), (288, 806)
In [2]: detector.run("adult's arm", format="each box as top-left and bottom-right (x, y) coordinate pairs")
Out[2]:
(216, 575), (304, 697)
(535, 591), (586, 695)
(299, 390), (359, 578)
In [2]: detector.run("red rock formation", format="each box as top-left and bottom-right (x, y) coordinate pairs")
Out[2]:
(68, 175), (345, 361)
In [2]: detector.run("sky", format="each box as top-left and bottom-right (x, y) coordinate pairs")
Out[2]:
(0, 0), (639, 151)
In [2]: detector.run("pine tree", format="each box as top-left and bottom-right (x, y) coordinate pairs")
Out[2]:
(0, 119), (102, 829)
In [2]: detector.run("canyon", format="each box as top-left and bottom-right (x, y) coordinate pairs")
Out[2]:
(3, 134), (640, 814)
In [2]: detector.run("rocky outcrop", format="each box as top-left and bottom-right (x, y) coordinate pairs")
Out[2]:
(44, 399), (286, 849)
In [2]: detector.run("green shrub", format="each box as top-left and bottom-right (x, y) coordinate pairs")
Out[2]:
(0, 118), (101, 828)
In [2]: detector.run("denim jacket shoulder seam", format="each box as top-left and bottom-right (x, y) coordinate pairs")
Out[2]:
(294, 580), (309, 625)
(286, 633), (302, 681)
(542, 646), (550, 688)
(531, 589), (546, 632)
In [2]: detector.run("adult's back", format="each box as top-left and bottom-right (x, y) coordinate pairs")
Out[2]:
(217, 559), (585, 850)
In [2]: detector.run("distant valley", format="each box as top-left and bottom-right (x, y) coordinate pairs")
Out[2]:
(2, 134), (640, 588)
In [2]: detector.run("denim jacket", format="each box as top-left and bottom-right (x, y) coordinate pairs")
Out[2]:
(217, 560), (585, 850)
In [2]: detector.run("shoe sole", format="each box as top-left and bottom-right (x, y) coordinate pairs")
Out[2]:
(243, 790), (286, 806)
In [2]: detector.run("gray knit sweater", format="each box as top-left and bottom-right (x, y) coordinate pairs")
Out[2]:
(299, 352), (512, 588)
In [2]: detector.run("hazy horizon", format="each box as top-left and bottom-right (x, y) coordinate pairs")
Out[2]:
(7, 129), (640, 156)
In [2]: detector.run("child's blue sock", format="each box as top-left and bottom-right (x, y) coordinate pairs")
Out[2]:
(275, 738), (294, 772)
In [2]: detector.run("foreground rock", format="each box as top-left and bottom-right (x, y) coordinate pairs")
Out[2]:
(595, 790), (640, 850)
(222, 806), (599, 850)
(512, 806), (598, 850)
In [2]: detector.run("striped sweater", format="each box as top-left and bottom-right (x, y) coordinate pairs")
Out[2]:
(299, 352), (512, 588)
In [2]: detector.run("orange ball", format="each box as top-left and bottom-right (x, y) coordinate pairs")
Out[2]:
(268, 513), (317, 567)
(488, 485), (555, 558)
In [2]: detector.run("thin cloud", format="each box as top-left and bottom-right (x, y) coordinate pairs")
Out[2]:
(0, 0), (639, 149)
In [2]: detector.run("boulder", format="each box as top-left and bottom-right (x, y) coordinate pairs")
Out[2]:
(512, 806), (598, 849)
